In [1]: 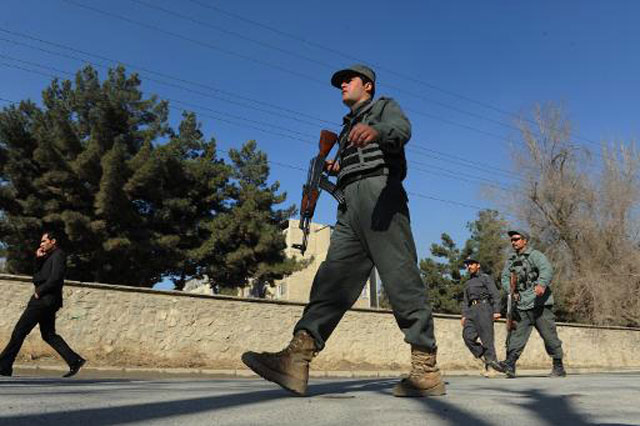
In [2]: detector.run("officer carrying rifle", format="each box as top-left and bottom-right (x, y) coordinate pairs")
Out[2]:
(496, 230), (566, 378)
(242, 64), (445, 397)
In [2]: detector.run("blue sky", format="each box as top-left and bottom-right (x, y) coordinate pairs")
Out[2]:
(2, 0), (640, 278)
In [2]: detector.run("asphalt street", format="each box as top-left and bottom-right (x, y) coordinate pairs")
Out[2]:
(1, 370), (638, 426)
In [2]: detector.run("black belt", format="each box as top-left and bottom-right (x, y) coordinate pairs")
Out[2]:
(470, 299), (489, 306)
(338, 167), (389, 188)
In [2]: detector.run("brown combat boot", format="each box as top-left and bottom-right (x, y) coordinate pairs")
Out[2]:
(392, 346), (447, 397)
(241, 330), (317, 396)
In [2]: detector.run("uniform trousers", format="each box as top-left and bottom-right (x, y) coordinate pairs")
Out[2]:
(462, 302), (497, 362)
(507, 305), (563, 361)
(294, 175), (437, 351)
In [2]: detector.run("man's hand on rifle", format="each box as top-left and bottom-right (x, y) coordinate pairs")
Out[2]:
(325, 160), (340, 175)
(348, 123), (379, 147)
(534, 284), (546, 296)
(493, 313), (501, 321)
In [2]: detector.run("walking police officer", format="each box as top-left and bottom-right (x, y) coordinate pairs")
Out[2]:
(242, 64), (445, 397)
(497, 229), (566, 378)
(461, 257), (502, 377)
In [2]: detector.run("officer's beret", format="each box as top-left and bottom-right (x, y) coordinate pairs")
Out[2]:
(508, 229), (530, 240)
(331, 64), (376, 88)
(463, 257), (480, 265)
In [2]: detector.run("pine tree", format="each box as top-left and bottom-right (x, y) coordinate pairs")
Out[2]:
(194, 140), (301, 293)
(0, 66), (224, 286)
(418, 210), (510, 314)
(460, 209), (509, 282)
(420, 233), (464, 314)
(148, 112), (231, 289)
(1, 64), (300, 290)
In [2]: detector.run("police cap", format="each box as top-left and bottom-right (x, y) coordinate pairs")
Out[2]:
(331, 64), (376, 88)
(508, 229), (530, 240)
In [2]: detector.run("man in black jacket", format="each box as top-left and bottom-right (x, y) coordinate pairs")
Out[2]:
(0, 231), (85, 377)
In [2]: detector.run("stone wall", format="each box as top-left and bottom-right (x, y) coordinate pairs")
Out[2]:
(1, 274), (639, 372)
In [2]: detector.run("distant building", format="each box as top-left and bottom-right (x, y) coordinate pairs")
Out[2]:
(183, 277), (213, 295)
(273, 219), (380, 309)
(180, 219), (382, 309)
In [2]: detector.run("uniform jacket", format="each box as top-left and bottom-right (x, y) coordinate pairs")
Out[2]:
(501, 247), (554, 311)
(461, 272), (501, 317)
(31, 247), (66, 309)
(337, 97), (411, 184)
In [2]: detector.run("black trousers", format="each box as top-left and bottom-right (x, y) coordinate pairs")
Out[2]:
(0, 301), (81, 372)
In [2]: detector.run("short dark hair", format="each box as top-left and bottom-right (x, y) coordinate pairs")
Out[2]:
(42, 230), (61, 245)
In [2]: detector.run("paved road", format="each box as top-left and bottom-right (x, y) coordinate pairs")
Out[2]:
(1, 370), (638, 426)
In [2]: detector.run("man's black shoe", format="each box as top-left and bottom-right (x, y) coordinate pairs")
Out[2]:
(487, 360), (504, 373)
(63, 358), (86, 378)
(0, 368), (12, 377)
(497, 360), (516, 378)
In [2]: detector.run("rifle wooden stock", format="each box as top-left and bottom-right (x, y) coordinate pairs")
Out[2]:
(318, 130), (338, 156)
(299, 188), (320, 222)
(293, 130), (339, 255)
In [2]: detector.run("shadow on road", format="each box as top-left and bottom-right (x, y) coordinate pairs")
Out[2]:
(461, 382), (635, 426)
(0, 379), (392, 425)
(0, 377), (637, 426)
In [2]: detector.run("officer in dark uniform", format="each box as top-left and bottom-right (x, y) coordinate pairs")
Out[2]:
(0, 231), (85, 377)
(497, 229), (566, 378)
(242, 64), (445, 398)
(461, 257), (502, 377)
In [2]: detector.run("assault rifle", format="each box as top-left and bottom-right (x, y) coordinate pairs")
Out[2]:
(506, 271), (519, 333)
(293, 130), (345, 255)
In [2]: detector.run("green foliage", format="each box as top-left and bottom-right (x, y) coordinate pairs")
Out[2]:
(420, 209), (509, 314)
(460, 209), (509, 282)
(0, 65), (300, 290)
(191, 140), (301, 292)
(420, 233), (464, 314)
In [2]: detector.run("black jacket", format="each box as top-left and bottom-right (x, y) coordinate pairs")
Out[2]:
(31, 248), (67, 309)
